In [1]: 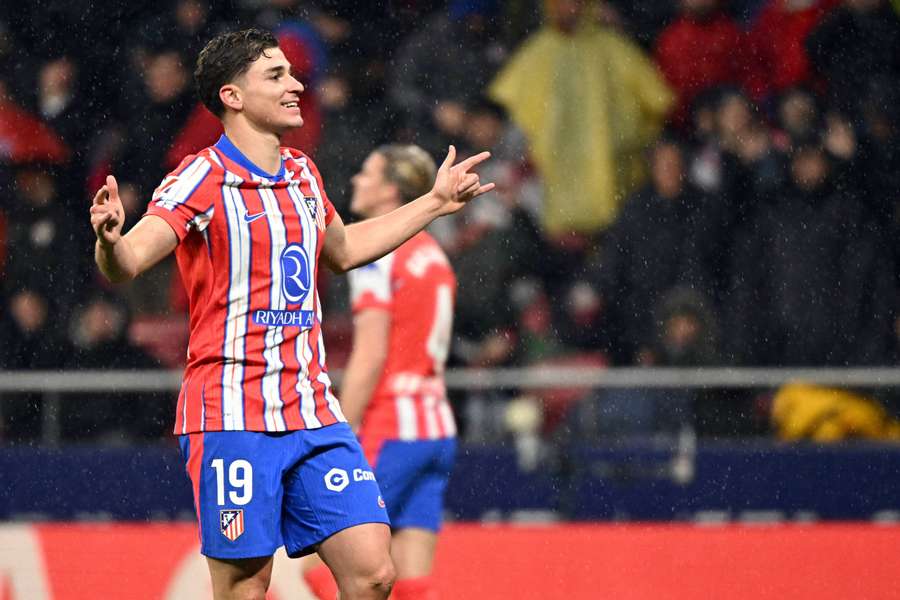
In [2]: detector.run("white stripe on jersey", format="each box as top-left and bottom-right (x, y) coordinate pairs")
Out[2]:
(348, 253), (394, 306)
(438, 399), (457, 436)
(221, 169), (249, 430)
(286, 182), (321, 428)
(315, 301), (346, 423)
(396, 396), (418, 440)
(180, 376), (190, 435)
(154, 157), (211, 211)
(423, 394), (440, 439)
(187, 204), (215, 233)
(255, 177), (288, 432)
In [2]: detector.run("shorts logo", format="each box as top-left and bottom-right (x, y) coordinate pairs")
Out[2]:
(377, 495), (386, 509)
(280, 243), (311, 304)
(220, 509), (245, 541)
(324, 468), (349, 492)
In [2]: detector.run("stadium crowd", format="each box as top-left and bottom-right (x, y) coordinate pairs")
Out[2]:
(1, 0), (900, 442)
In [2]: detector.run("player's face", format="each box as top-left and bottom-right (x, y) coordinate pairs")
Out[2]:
(237, 47), (304, 133)
(350, 153), (396, 217)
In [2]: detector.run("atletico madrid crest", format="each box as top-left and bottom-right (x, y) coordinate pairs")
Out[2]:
(220, 509), (245, 541)
(304, 196), (326, 231)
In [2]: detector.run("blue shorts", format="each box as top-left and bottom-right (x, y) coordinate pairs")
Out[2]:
(371, 438), (456, 532)
(179, 423), (390, 559)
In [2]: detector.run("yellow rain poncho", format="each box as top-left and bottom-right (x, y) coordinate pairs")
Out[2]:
(490, 24), (673, 235)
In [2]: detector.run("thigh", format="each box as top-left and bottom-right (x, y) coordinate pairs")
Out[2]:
(280, 423), (390, 558)
(206, 555), (273, 600)
(180, 431), (287, 559)
(316, 522), (392, 585)
(390, 528), (438, 579)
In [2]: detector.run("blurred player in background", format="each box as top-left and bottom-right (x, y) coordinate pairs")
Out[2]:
(90, 29), (492, 600)
(303, 145), (457, 600)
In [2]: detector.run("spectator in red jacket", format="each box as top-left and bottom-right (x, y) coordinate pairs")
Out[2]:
(746, 0), (841, 102)
(655, 0), (753, 127)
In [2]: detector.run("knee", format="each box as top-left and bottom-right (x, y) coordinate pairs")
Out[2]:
(370, 561), (396, 595)
(342, 559), (396, 599)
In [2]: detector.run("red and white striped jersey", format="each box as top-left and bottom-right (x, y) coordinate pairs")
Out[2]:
(145, 134), (346, 434)
(348, 231), (457, 456)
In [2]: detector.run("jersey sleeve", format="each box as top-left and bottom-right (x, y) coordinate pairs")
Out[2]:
(144, 153), (216, 241)
(348, 253), (395, 313)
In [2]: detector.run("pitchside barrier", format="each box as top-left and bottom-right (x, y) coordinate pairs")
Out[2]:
(3, 368), (900, 598)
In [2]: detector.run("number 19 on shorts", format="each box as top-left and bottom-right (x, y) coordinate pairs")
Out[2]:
(210, 458), (254, 506)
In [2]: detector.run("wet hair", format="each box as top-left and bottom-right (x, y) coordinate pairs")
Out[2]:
(195, 28), (279, 118)
(373, 144), (437, 204)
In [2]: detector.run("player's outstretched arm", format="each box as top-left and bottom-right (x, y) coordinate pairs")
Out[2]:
(321, 145), (494, 273)
(92, 175), (178, 283)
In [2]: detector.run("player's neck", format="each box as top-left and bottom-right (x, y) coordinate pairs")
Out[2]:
(222, 120), (283, 175)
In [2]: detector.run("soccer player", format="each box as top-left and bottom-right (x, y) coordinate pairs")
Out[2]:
(303, 145), (457, 600)
(89, 29), (492, 600)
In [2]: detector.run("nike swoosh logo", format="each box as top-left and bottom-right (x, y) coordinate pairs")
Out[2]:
(244, 210), (267, 223)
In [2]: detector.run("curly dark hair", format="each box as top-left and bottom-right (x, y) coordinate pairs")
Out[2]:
(195, 28), (279, 118)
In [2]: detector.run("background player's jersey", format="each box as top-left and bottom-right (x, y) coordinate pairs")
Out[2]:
(348, 231), (457, 458)
(145, 134), (346, 434)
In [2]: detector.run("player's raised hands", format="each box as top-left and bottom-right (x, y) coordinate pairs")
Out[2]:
(90, 175), (125, 246)
(430, 145), (495, 215)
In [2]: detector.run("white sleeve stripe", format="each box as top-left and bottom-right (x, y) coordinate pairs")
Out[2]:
(348, 253), (395, 305)
(154, 157), (212, 211)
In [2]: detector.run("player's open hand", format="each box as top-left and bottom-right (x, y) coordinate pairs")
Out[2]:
(90, 175), (125, 247)
(431, 145), (495, 215)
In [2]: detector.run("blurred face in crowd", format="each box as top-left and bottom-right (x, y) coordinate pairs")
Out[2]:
(651, 143), (684, 199)
(176, 0), (207, 32)
(681, 0), (719, 17)
(779, 90), (818, 140)
(75, 299), (126, 347)
(665, 313), (700, 353)
(791, 146), (829, 191)
(465, 109), (503, 150)
(845, 0), (882, 14)
(717, 93), (753, 140)
(146, 51), (188, 104)
(10, 290), (48, 334)
(39, 57), (76, 98)
(225, 46), (304, 134)
(350, 152), (397, 218)
(548, 0), (584, 32)
(16, 169), (56, 207)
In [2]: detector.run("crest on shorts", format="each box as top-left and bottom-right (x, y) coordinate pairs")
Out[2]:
(220, 509), (245, 541)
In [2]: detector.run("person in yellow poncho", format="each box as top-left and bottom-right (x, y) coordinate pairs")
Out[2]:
(772, 383), (900, 442)
(489, 0), (674, 236)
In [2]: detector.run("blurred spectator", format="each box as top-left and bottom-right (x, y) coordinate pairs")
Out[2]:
(745, 0), (840, 102)
(0, 288), (63, 441)
(137, 0), (221, 63)
(118, 48), (193, 198)
(3, 166), (81, 304)
(490, 0), (673, 236)
(0, 78), (69, 166)
(654, 0), (753, 126)
(313, 60), (390, 213)
(806, 0), (900, 117)
(724, 142), (895, 365)
(60, 294), (166, 442)
(772, 86), (823, 147)
(595, 138), (714, 364)
(388, 0), (507, 156)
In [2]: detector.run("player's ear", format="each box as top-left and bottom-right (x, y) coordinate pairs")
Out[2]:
(220, 84), (242, 112)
